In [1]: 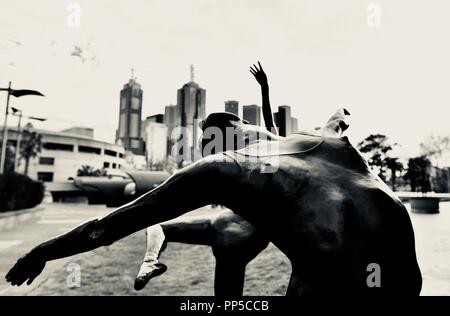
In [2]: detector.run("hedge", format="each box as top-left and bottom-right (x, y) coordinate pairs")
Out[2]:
(0, 172), (44, 213)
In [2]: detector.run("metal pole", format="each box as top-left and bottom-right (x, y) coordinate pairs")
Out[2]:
(14, 111), (22, 171)
(0, 81), (12, 174)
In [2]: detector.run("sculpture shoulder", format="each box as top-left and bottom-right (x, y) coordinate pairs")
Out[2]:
(175, 154), (242, 176)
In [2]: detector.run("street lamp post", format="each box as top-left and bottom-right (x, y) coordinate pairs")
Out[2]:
(0, 82), (12, 174)
(0, 82), (44, 174)
(12, 108), (22, 171)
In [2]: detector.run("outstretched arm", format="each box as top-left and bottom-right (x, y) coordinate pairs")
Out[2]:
(250, 62), (278, 135)
(6, 156), (240, 286)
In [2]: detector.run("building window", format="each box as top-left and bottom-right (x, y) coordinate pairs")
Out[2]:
(39, 157), (55, 165)
(131, 97), (141, 110)
(112, 163), (117, 169)
(103, 162), (110, 168)
(78, 145), (101, 155)
(119, 153), (124, 158)
(105, 149), (117, 157)
(37, 172), (54, 182)
(43, 142), (74, 151)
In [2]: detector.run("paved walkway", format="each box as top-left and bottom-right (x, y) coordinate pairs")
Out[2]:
(0, 202), (449, 295)
(408, 202), (450, 295)
(0, 203), (111, 295)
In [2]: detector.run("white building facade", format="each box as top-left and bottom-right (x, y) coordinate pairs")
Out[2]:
(3, 127), (125, 182)
(144, 122), (168, 168)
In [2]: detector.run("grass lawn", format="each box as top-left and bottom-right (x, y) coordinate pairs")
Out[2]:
(29, 229), (291, 296)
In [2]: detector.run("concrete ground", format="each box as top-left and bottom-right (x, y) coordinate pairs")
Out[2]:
(0, 201), (449, 296)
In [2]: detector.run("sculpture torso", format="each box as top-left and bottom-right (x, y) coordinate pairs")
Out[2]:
(219, 134), (422, 295)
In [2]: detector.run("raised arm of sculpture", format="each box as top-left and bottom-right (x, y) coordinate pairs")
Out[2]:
(250, 62), (278, 135)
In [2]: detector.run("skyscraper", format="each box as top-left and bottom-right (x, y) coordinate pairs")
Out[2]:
(163, 104), (179, 155)
(144, 120), (168, 169)
(274, 105), (298, 136)
(225, 100), (239, 117)
(164, 105), (179, 137)
(116, 71), (144, 155)
(243, 104), (261, 126)
(176, 66), (206, 160)
(140, 114), (163, 159)
(277, 105), (293, 137)
(291, 117), (298, 133)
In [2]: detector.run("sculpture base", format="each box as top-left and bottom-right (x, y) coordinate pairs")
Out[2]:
(410, 197), (440, 214)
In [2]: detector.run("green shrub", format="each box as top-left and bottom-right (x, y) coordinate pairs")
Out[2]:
(0, 172), (44, 212)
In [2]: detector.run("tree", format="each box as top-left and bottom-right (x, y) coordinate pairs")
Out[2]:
(420, 134), (450, 167)
(405, 156), (431, 193)
(20, 130), (42, 176)
(77, 165), (105, 177)
(385, 157), (404, 191)
(0, 144), (16, 174)
(357, 134), (393, 181)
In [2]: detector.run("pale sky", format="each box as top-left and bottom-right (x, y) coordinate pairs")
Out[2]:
(1, 0), (449, 161)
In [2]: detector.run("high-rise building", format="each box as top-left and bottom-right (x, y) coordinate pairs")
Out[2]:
(141, 114), (164, 138)
(243, 105), (261, 126)
(177, 82), (206, 144)
(291, 117), (298, 133)
(144, 121), (168, 169)
(164, 105), (179, 138)
(274, 105), (298, 136)
(225, 100), (239, 117)
(175, 66), (206, 161)
(163, 104), (179, 156)
(277, 105), (292, 137)
(141, 114), (165, 154)
(116, 72), (144, 155)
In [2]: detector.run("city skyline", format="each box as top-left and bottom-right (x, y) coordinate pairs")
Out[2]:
(1, 0), (450, 162)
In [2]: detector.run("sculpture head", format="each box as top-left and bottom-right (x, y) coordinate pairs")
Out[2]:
(199, 112), (249, 156)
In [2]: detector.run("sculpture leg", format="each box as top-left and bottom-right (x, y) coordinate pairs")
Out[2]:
(134, 225), (168, 290)
(211, 211), (270, 296)
(134, 215), (217, 290)
(134, 210), (269, 296)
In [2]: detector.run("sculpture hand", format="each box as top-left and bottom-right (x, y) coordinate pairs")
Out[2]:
(5, 250), (46, 286)
(249, 61), (268, 86)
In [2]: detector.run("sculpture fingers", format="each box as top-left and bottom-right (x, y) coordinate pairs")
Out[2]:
(258, 61), (263, 71)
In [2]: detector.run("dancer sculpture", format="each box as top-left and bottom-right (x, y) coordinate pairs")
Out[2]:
(134, 62), (351, 295)
(6, 63), (422, 296)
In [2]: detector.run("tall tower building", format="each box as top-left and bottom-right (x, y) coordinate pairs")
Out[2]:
(274, 105), (298, 136)
(163, 104), (179, 155)
(164, 104), (179, 139)
(291, 117), (298, 133)
(116, 70), (144, 155)
(225, 100), (239, 117)
(277, 105), (293, 137)
(243, 104), (261, 126)
(176, 65), (206, 160)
